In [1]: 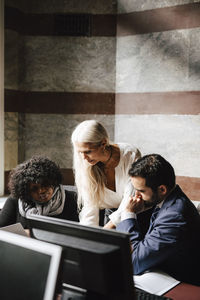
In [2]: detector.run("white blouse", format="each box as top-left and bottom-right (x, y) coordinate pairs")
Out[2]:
(79, 143), (141, 226)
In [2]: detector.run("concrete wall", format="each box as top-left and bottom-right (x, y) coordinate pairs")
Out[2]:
(4, 0), (200, 198)
(118, 0), (200, 12)
(116, 0), (200, 200)
(0, 0), (4, 195)
(4, 19), (20, 169)
(4, 0), (116, 177)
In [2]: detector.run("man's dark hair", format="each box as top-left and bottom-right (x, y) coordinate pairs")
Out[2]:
(129, 154), (175, 192)
(8, 156), (63, 204)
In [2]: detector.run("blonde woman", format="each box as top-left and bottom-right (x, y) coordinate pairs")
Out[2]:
(71, 120), (141, 228)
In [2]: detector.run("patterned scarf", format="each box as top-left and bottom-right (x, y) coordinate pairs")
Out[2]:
(18, 184), (65, 217)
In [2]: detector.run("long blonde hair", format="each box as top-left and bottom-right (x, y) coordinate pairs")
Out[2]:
(71, 120), (110, 209)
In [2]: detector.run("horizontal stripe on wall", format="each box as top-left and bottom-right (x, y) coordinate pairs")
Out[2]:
(176, 176), (200, 201)
(4, 169), (74, 194)
(61, 169), (74, 186)
(5, 89), (115, 114)
(5, 170), (200, 201)
(5, 90), (200, 115)
(116, 92), (200, 114)
(117, 3), (200, 36)
(5, 6), (116, 36)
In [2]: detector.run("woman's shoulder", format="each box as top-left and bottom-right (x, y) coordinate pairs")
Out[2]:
(63, 186), (77, 201)
(115, 143), (141, 170)
(0, 196), (19, 216)
(3, 196), (18, 206)
(62, 187), (79, 221)
(116, 142), (140, 157)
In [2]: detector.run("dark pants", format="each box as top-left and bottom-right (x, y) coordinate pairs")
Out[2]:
(99, 208), (117, 226)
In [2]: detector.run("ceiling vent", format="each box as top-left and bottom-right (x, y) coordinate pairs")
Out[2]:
(54, 14), (91, 36)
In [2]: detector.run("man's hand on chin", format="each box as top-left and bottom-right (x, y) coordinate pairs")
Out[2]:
(125, 195), (150, 214)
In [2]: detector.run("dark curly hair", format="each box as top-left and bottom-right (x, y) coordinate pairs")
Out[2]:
(8, 156), (63, 204)
(129, 154), (175, 192)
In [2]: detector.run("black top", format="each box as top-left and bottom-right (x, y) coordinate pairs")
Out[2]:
(0, 190), (79, 228)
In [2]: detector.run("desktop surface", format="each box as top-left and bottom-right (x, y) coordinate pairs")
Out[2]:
(164, 282), (200, 300)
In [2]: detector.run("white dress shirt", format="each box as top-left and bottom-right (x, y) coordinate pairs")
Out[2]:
(79, 143), (141, 226)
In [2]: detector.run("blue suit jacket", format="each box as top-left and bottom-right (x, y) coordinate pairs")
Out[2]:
(116, 185), (200, 286)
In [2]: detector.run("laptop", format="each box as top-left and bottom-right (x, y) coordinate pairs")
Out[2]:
(0, 230), (62, 300)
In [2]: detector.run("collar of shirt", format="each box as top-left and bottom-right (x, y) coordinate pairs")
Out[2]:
(156, 185), (177, 209)
(157, 200), (164, 209)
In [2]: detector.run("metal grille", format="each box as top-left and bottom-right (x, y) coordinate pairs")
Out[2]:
(54, 14), (91, 36)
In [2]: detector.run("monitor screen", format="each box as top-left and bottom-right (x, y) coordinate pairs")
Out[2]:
(27, 214), (135, 300)
(0, 230), (62, 300)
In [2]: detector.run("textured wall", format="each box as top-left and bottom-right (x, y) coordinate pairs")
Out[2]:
(5, 0), (27, 12)
(115, 115), (200, 177)
(116, 0), (200, 199)
(4, 0), (200, 198)
(20, 36), (116, 92)
(25, 0), (116, 14)
(118, 0), (200, 13)
(5, 0), (117, 13)
(24, 114), (114, 168)
(4, 30), (20, 90)
(116, 28), (200, 93)
(4, 112), (18, 171)
(4, 0), (116, 175)
(4, 29), (20, 170)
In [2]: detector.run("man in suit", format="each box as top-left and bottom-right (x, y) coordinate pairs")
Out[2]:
(116, 154), (200, 286)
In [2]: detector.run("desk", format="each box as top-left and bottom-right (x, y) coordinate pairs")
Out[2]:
(57, 283), (200, 300)
(164, 282), (200, 300)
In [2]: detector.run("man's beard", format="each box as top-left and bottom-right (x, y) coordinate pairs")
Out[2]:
(143, 192), (162, 209)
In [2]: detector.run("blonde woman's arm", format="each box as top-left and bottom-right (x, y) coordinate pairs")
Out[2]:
(79, 203), (100, 226)
(106, 145), (141, 227)
(107, 180), (134, 227)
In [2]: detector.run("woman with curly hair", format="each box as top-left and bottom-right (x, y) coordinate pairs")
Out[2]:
(71, 119), (141, 228)
(0, 156), (79, 228)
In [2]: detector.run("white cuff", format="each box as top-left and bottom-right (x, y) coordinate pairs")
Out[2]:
(109, 210), (121, 226)
(121, 211), (137, 221)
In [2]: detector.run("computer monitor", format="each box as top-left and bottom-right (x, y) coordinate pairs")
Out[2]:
(0, 230), (62, 300)
(27, 214), (135, 300)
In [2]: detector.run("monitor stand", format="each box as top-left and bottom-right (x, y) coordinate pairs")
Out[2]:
(61, 285), (87, 300)
(61, 284), (109, 300)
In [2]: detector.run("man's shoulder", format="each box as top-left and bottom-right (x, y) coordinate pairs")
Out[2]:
(165, 185), (191, 206)
(162, 186), (200, 218)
